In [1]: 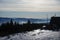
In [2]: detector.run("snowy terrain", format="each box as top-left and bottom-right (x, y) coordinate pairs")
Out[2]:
(0, 29), (60, 40)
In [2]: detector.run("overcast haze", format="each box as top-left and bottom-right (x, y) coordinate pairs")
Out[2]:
(0, 0), (60, 11)
(0, 0), (60, 18)
(0, 11), (60, 19)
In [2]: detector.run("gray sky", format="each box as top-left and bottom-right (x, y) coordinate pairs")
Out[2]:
(0, 0), (60, 18)
(0, 11), (60, 19)
(0, 0), (60, 12)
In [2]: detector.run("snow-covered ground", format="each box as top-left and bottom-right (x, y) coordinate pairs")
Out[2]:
(0, 29), (60, 40)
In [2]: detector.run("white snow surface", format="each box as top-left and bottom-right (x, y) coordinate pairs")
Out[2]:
(0, 29), (60, 40)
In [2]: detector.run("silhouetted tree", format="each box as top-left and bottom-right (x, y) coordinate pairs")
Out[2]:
(27, 20), (31, 24)
(10, 19), (13, 26)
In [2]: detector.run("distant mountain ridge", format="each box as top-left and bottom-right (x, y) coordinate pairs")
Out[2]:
(0, 17), (50, 24)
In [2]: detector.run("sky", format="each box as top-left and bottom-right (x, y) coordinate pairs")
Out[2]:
(0, 0), (60, 18)
(0, 11), (60, 19)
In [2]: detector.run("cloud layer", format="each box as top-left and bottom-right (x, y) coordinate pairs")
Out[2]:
(0, 0), (60, 12)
